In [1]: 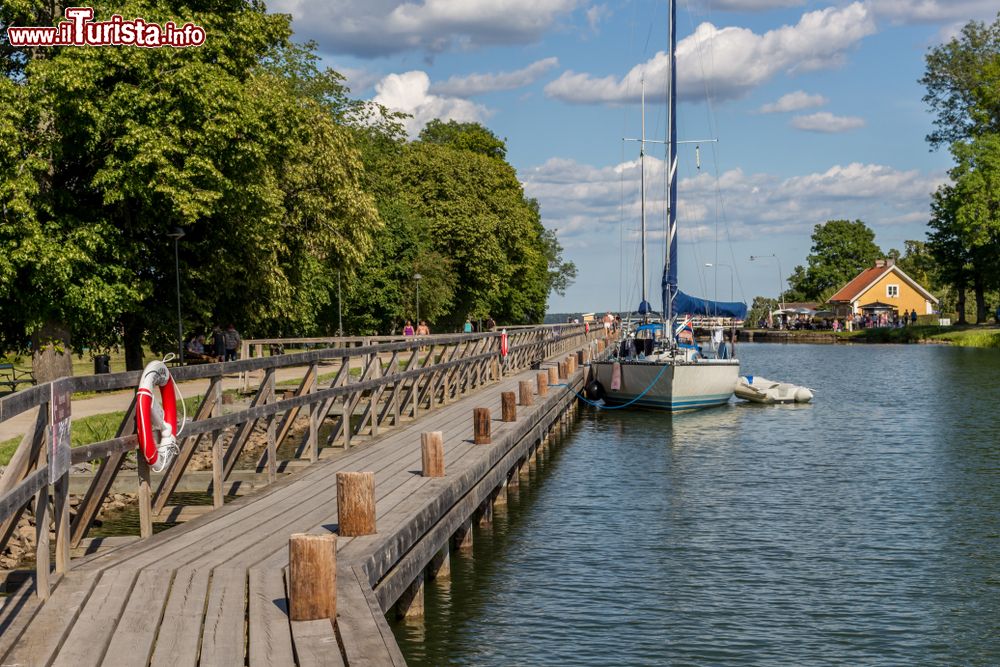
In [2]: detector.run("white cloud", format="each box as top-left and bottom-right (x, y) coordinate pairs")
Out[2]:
(430, 57), (560, 97)
(269, 0), (579, 57)
(521, 156), (942, 246)
(758, 90), (828, 113)
(373, 71), (491, 137)
(585, 4), (611, 32)
(791, 111), (865, 132)
(867, 0), (1000, 25)
(544, 3), (876, 105)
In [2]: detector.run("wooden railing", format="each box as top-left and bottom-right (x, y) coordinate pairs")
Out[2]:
(0, 324), (597, 598)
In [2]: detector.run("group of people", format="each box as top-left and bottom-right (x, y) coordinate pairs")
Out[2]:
(830, 309), (919, 331)
(461, 316), (496, 333)
(402, 320), (431, 336)
(185, 324), (241, 362)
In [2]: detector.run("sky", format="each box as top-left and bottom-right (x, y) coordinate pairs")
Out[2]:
(268, 0), (999, 313)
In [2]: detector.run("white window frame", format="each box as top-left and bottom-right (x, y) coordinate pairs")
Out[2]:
(886, 284), (899, 298)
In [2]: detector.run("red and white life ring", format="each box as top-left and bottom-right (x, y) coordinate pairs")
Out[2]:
(136, 360), (180, 474)
(500, 329), (509, 357)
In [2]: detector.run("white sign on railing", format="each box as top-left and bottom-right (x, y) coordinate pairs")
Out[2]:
(49, 380), (71, 483)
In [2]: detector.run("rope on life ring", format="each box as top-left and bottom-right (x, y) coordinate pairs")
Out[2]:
(136, 359), (184, 474)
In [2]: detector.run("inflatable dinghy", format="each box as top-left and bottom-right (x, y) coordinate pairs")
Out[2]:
(735, 375), (813, 404)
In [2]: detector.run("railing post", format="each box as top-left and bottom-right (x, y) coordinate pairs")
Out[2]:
(34, 482), (50, 600)
(266, 371), (277, 483)
(212, 378), (224, 508)
(307, 373), (319, 463)
(138, 455), (153, 539)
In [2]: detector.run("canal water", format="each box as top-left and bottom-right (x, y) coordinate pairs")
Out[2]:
(392, 343), (1000, 666)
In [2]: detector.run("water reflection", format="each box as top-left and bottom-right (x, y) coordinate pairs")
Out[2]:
(393, 344), (1000, 666)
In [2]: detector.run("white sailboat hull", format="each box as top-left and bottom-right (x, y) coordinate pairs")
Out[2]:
(592, 359), (739, 412)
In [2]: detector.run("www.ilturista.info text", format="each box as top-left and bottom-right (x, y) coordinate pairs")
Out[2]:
(7, 7), (206, 48)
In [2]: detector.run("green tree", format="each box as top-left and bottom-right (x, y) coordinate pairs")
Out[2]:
(746, 296), (778, 328)
(418, 119), (507, 160)
(920, 13), (1000, 150)
(541, 226), (577, 298)
(786, 220), (883, 301)
(0, 1), (381, 376)
(935, 135), (1000, 323)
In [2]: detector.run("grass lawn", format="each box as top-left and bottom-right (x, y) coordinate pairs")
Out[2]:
(752, 325), (1000, 347)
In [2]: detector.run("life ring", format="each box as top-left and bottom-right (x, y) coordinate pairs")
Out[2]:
(500, 329), (509, 357)
(136, 360), (180, 474)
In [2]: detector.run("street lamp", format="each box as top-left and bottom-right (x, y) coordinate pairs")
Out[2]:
(166, 227), (185, 363)
(750, 254), (785, 310)
(413, 273), (422, 323)
(705, 263), (733, 304)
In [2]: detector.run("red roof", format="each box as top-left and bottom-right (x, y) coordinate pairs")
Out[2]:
(828, 267), (885, 303)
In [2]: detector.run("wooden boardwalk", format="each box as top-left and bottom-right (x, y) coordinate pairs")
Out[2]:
(0, 349), (589, 666)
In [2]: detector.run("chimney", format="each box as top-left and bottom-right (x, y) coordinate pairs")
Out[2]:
(875, 259), (886, 268)
(886, 257), (895, 267)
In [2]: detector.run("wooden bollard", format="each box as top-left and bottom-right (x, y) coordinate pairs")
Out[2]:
(474, 407), (491, 444)
(568, 355), (576, 373)
(421, 432), (445, 477)
(288, 533), (337, 621)
(537, 372), (549, 396)
(548, 366), (559, 385)
(558, 361), (568, 379)
(336, 471), (376, 536)
(577, 350), (585, 365)
(519, 380), (534, 406)
(501, 392), (517, 422)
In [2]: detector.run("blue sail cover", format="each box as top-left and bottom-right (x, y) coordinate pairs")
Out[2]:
(673, 289), (748, 320)
(637, 299), (653, 315)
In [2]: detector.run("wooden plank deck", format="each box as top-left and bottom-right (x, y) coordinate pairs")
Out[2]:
(0, 349), (589, 666)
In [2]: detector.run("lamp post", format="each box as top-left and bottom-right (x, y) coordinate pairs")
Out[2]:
(166, 227), (185, 363)
(413, 273), (422, 323)
(705, 263), (733, 303)
(750, 254), (784, 310)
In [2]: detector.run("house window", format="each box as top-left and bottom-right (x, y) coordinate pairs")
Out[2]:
(886, 284), (899, 298)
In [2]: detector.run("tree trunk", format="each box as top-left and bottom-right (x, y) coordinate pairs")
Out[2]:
(31, 320), (73, 384)
(973, 270), (987, 324)
(123, 315), (145, 371)
(956, 283), (967, 325)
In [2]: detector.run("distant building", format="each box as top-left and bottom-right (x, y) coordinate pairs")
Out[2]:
(827, 258), (938, 318)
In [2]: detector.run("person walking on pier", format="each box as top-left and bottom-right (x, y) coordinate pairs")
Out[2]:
(224, 324), (241, 361)
(416, 320), (430, 336)
(463, 318), (473, 333)
(486, 315), (496, 331)
(403, 320), (415, 336)
(211, 325), (226, 362)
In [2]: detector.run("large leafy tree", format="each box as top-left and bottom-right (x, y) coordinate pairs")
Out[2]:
(0, 0), (380, 376)
(920, 13), (1000, 150)
(786, 220), (883, 302)
(929, 135), (1000, 323)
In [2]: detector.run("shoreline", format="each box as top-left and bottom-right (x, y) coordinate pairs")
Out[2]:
(738, 326), (1000, 348)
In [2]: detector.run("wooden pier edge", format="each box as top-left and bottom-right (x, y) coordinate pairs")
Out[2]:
(0, 332), (602, 667)
(359, 370), (586, 611)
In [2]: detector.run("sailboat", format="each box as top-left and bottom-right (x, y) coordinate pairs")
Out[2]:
(590, 0), (748, 412)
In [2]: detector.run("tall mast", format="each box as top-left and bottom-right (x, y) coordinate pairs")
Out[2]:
(640, 79), (647, 317)
(663, 0), (678, 328)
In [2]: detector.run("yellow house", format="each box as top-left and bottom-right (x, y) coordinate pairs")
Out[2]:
(828, 259), (938, 317)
